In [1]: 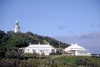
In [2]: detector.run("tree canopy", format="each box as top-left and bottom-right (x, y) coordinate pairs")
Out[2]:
(0, 30), (70, 51)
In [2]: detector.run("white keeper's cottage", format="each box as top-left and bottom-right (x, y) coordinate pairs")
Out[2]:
(24, 43), (56, 55)
(63, 43), (91, 56)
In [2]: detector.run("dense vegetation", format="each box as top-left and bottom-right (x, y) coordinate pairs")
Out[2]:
(0, 58), (72, 67)
(0, 30), (69, 52)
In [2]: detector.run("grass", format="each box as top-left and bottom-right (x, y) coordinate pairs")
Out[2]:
(54, 56), (100, 66)
(54, 56), (78, 65)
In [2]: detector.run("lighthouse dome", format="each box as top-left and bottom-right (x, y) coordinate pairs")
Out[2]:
(15, 20), (19, 23)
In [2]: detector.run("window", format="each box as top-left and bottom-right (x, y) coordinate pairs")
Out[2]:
(52, 49), (55, 53)
(33, 50), (36, 53)
(28, 49), (29, 51)
(80, 52), (82, 54)
(40, 50), (44, 53)
(40, 50), (42, 52)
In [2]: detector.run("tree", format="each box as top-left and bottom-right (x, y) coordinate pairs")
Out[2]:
(0, 30), (8, 51)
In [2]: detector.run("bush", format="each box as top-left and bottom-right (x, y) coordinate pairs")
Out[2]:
(50, 53), (62, 55)
(0, 59), (19, 67)
(0, 51), (5, 59)
(5, 51), (23, 59)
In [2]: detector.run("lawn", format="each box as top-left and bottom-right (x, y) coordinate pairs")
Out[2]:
(54, 56), (100, 66)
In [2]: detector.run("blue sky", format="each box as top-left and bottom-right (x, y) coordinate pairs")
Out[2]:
(0, 0), (100, 53)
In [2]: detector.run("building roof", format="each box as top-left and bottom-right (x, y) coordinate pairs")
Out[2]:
(25, 43), (54, 48)
(64, 43), (86, 51)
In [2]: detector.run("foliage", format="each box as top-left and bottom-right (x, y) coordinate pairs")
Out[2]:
(0, 30), (8, 51)
(75, 59), (97, 67)
(1, 56), (100, 67)
(0, 58), (72, 67)
(0, 59), (19, 67)
(5, 51), (24, 59)
(0, 30), (70, 52)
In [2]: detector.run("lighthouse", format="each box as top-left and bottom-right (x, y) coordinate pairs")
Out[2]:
(14, 20), (20, 33)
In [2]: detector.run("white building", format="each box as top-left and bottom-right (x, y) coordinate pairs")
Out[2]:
(14, 20), (20, 33)
(24, 43), (56, 55)
(63, 43), (91, 56)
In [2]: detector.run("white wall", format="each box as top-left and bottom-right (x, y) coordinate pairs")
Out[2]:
(24, 47), (56, 55)
(75, 51), (91, 56)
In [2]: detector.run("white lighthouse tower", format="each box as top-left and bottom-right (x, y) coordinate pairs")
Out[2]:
(14, 20), (20, 33)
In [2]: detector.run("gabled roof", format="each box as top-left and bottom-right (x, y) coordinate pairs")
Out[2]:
(64, 43), (86, 51)
(25, 43), (54, 48)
